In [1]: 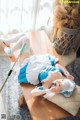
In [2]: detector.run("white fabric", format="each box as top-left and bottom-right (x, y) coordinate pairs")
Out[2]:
(4, 34), (31, 55)
(25, 55), (52, 85)
(4, 47), (12, 55)
(21, 36), (31, 53)
(44, 92), (56, 98)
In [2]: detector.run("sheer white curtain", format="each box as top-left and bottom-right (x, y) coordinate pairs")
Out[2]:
(0, 0), (53, 34)
(35, 0), (53, 30)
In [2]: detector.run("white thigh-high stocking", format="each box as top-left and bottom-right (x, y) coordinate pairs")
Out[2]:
(4, 38), (22, 55)
(11, 35), (30, 53)
(21, 36), (31, 53)
(4, 35), (31, 55)
(4, 33), (25, 45)
(11, 37), (23, 53)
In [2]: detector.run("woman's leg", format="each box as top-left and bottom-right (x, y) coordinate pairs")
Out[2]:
(4, 37), (23, 55)
(3, 33), (25, 45)
(4, 35), (31, 55)
(11, 35), (31, 53)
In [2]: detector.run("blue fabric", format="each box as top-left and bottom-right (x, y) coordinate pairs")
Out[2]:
(62, 91), (72, 97)
(62, 81), (76, 97)
(18, 63), (28, 83)
(48, 55), (58, 66)
(18, 55), (61, 84)
(36, 86), (44, 90)
(38, 66), (62, 82)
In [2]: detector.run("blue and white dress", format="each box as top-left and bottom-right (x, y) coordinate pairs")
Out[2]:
(18, 54), (62, 85)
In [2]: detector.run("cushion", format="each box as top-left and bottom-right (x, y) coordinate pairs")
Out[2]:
(60, 52), (76, 66)
(44, 85), (80, 116)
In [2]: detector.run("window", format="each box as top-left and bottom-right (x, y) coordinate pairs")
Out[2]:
(0, 0), (53, 34)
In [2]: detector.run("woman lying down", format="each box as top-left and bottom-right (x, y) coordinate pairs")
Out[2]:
(18, 54), (76, 98)
(1, 33), (76, 98)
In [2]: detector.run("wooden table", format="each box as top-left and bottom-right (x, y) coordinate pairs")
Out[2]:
(20, 30), (77, 120)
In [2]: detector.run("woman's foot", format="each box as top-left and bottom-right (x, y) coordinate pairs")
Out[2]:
(4, 47), (16, 62)
(4, 47), (12, 56)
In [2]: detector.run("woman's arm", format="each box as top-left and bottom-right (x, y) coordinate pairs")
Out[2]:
(31, 81), (61, 97)
(55, 63), (74, 80)
(43, 80), (61, 98)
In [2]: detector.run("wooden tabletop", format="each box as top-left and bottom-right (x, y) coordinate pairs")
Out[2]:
(20, 31), (80, 120)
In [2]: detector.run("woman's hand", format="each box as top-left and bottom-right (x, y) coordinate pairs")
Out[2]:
(67, 74), (74, 81)
(64, 71), (74, 80)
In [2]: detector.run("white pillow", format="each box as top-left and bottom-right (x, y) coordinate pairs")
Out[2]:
(44, 85), (80, 116)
